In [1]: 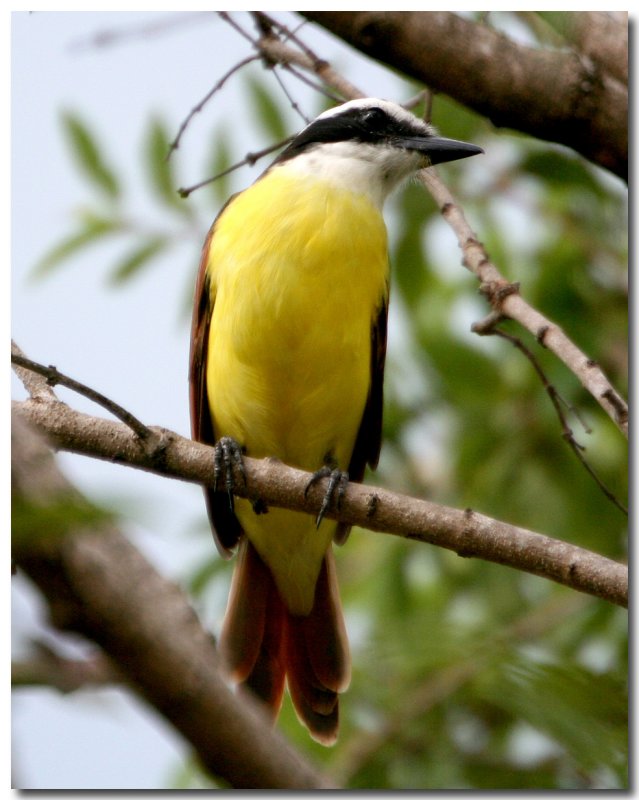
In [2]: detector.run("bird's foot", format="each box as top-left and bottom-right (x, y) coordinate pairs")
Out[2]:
(213, 436), (246, 511)
(305, 461), (349, 528)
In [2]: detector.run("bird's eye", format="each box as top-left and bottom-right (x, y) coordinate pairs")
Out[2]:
(362, 107), (387, 128)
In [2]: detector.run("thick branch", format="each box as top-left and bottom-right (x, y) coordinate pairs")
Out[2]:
(12, 646), (122, 692)
(11, 413), (333, 790)
(13, 397), (628, 608)
(300, 11), (627, 180)
(538, 11), (628, 85)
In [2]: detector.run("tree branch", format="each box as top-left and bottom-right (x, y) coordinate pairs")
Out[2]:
(11, 413), (334, 790)
(420, 170), (629, 438)
(11, 345), (154, 442)
(12, 388), (628, 609)
(12, 644), (123, 692)
(168, 54), (261, 159)
(538, 11), (628, 85)
(178, 137), (294, 199)
(300, 11), (628, 180)
(225, 11), (366, 103)
(471, 322), (627, 515)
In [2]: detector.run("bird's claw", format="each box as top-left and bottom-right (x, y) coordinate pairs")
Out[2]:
(305, 465), (349, 528)
(213, 436), (246, 511)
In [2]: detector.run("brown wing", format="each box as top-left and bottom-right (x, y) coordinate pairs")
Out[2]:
(189, 208), (243, 557)
(334, 289), (389, 545)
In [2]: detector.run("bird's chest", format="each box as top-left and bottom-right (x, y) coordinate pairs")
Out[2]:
(211, 174), (388, 370)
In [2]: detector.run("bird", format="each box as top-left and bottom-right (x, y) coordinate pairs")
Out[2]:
(189, 97), (482, 745)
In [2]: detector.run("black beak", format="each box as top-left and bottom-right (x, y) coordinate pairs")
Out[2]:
(395, 135), (484, 166)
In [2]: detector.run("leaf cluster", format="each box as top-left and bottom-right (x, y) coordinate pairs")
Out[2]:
(34, 111), (199, 286)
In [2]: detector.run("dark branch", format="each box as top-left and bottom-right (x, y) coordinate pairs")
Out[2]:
(177, 137), (293, 198)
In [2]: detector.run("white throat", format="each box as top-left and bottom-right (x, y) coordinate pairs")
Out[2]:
(278, 140), (424, 209)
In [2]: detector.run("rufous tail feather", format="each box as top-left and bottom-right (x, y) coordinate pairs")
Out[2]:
(219, 539), (350, 745)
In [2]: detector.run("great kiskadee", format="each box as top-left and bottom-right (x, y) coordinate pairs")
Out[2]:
(189, 97), (482, 744)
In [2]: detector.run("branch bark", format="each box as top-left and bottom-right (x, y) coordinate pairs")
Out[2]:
(11, 413), (334, 790)
(12, 645), (122, 692)
(12, 394), (628, 609)
(300, 11), (628, 180)
(419, 170), (629, 438)
(538, 11), (628, 85)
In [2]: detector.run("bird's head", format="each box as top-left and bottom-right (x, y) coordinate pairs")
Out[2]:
(271, 97), (483, 206)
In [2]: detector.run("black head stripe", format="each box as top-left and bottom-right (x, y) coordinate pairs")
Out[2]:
(272, 105), (427, 165)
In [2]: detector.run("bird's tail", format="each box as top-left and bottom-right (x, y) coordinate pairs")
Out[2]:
(219, 539), (351, 746)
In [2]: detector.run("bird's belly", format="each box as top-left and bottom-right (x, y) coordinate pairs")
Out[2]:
(226, 327), (369, 466)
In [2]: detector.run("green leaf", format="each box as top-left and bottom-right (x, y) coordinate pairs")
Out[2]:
(478, 658), (627, 782)
(145, 117), (192, 216)
(32, 213), (121, 277)
(187, 554), (229, 598)
(108, 236), (169, 284)
(246, 75), (288, 141)
(521, 150), (606, 196)
(429, 91), (487, 145)
(535, 11), (578, 42)
(12, 492), (112, 548)
(206, 125), (233, 205)
(61, 111), (120, 199)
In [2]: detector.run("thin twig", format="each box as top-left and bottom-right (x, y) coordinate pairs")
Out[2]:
(11, 353), (153, 442)
(253, 11), (327, 71)
(401, 88), (428, 111)
(228, 10), (363, 101)
(11, 340), (57, 401)
(68, 12), (212, 52)
(269, 65), (311, 124)
(177, 136), (294, 198)
(282, 62), (343, 103)
(421, 168), (629, 438)
(167, 54), (261, 159)
(216, 11), (256, 47)
(494, 328), (627, 515)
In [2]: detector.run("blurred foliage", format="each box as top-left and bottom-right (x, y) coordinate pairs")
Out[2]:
(61, 110), (121, 199)
(12, 491), (112, 550)
(24, 11), (627, 791)
(33, 112), (198, 285)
